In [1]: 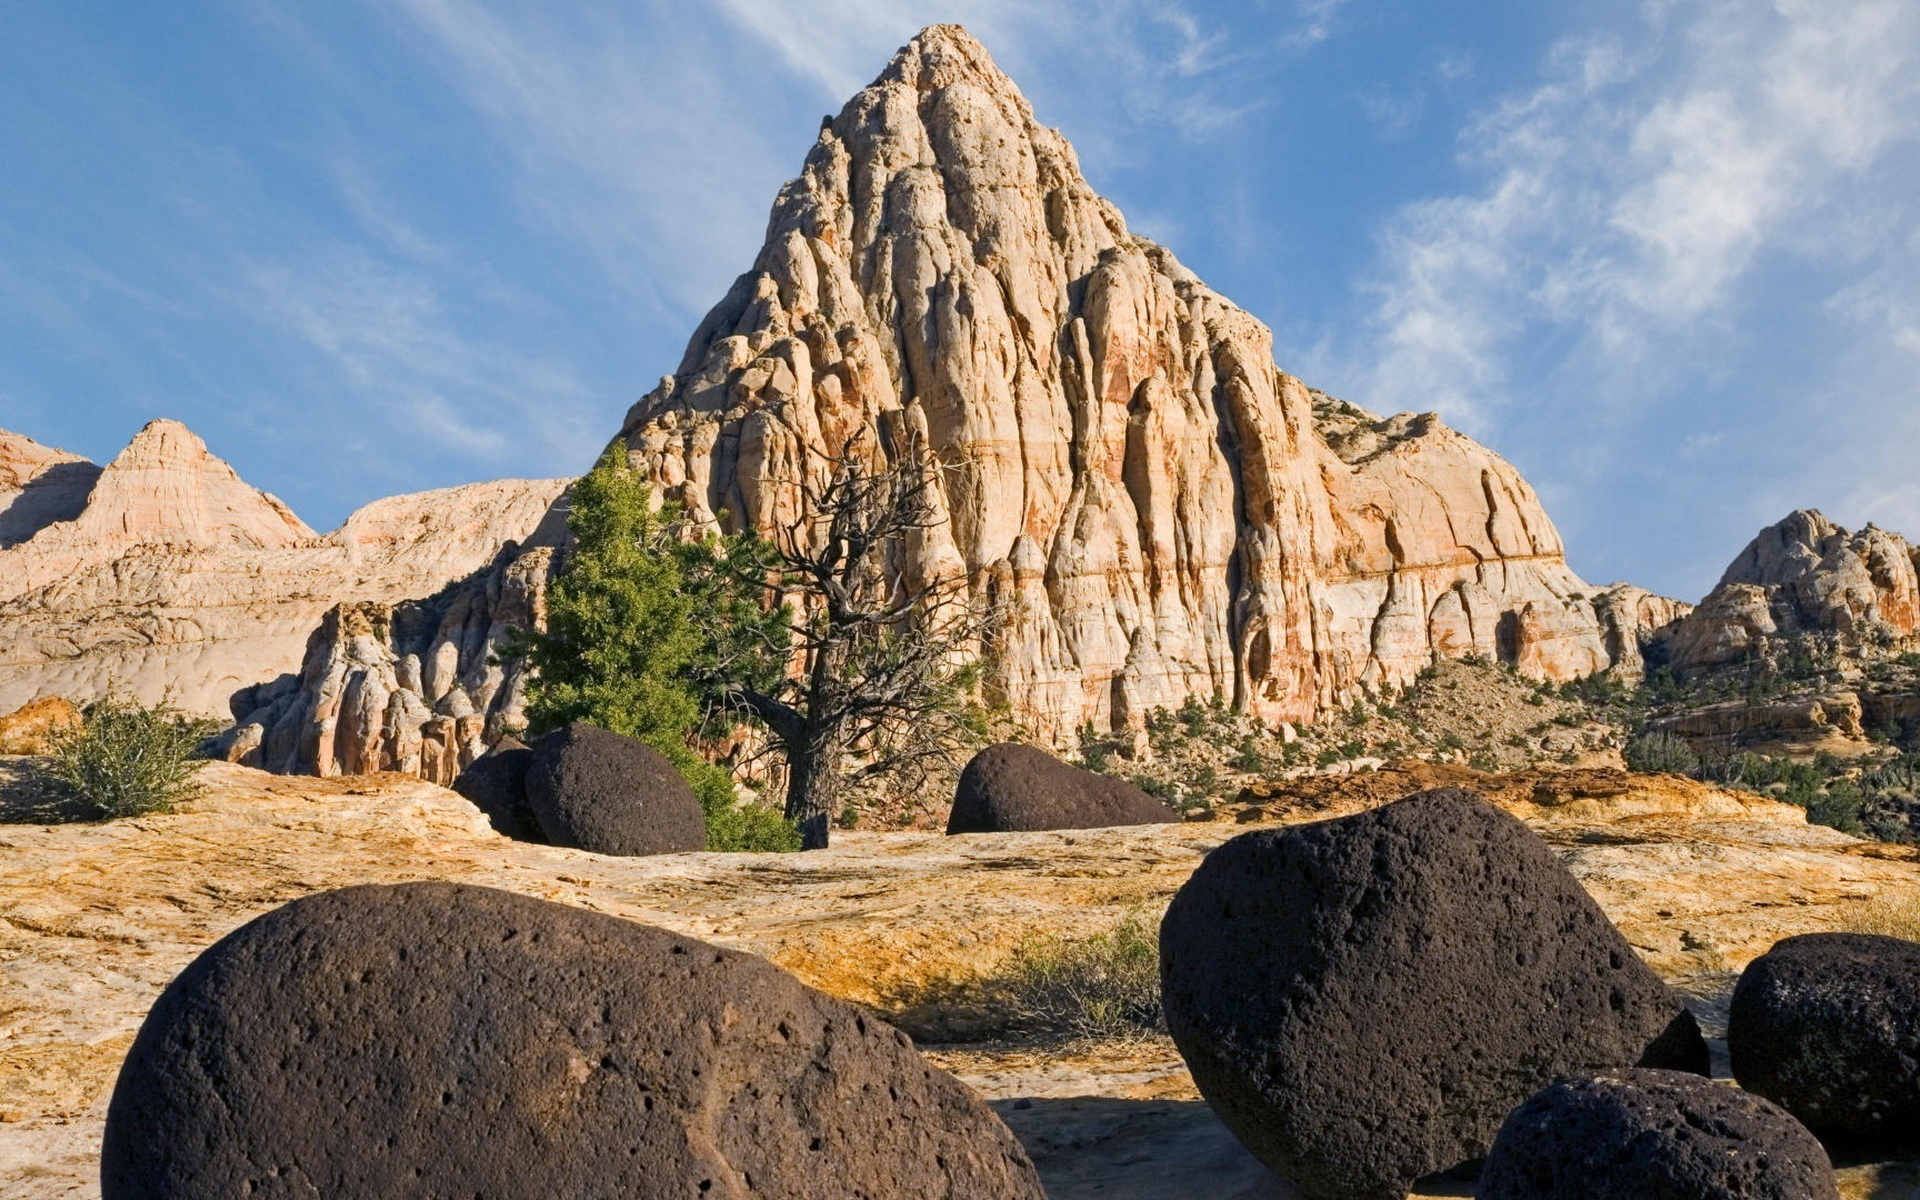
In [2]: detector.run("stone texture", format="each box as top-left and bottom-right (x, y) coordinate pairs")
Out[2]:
(275, 26), (1683, 784)
(1729, 932), (1920, 1140)
(0, 421), (567, 731)
(1479, 1069), (1838, 1200)
(947, 742), (1176, 833)
(0, 697), (80, 756)
(451, 735), (538, 840)
(6, 760), (1920, 1199)
(525, 722), (707, 855)
(1664, 509), (1920, 676)
(1158, 788), (1708, 1200)
(101, 881), (1042, 1199)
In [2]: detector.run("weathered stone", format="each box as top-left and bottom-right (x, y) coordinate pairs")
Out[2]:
(1664, 509), (1920, 676)
(451, 736), (538, 841)
(0, 696), (81, 756)
(525, 722), (707, 855)
(1729, 932), (1920, 1140)
(0, 421), (567, 728)
(1479, 1069), (1838, 1199)
(947, 743), (1176, 833)
(100, 881), (1043, 1199)
(1159, 788), (1708, 1200)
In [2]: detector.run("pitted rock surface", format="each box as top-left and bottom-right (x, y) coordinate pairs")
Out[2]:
(451, 736), (538, 841)
(1158, 787), (1708, 1200)
(947, 743), (1177, 833)
(525, 722), (706, 856)
(1730, 932), (1920, 1139)
(1479, 1068), (1838, 1199)
(100, 881), (1043, 1199)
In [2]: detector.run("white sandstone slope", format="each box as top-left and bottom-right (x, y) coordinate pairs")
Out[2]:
(228, 25), (1690, 781)
(612, 25), (1676, 737)
(0, 421), (567, 720)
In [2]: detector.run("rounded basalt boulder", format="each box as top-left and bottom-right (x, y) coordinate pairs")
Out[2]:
(1478, 1069), (1838, 1199)
(946, 742), (1177, 834)
(1729, 931), (1920, 1140)
(451, 736), (539, 841)
(100, 882), (1044, 1199)
(524, 721), (706, 855)
(1159, 788), (1708, 1200)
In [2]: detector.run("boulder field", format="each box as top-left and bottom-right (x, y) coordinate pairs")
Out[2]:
(5, 759), (1920, 1197)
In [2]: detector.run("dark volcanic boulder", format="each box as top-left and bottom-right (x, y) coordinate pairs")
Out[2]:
(451, 736), (539, 841)
(946, 742), (1177, 833)
(525, 721), (706, 855)
(1729, 931), (1920, 1139)
(1159, 788), (1707, 1200)
(1479, 1069), (1838, 1199)
(101, 882), (1043, 1199)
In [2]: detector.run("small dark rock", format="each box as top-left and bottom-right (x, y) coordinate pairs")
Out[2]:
(1479, 1068), (1838, 1199)
(1729, 931), (1920, 1140)
(946, 743), (1177, 834)
(1159, 788), (1707, 1200)
(524, 721), (706, 855)
(101, 882), (1044, 1198)
(451, 736), (539, 841)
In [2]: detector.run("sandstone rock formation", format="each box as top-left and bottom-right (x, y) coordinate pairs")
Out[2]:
(0, 422), (566, 740)
(1479, 1069), (1838, 1200)
(102, 881), (1042, 1199)
(238, 25), (1684, 780)
(0, 697), (80, 756)
(1664, 510), (1920, 676)
(1159, 789), (1706, 1200)
(6, 760), (1919, 1198)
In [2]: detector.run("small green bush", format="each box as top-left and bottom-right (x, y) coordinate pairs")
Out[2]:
(987, 912), (1164, 1042)
(38, 697), (213, 819)
(689, 763), (801, 852)
(1624, 730), (1701, 776)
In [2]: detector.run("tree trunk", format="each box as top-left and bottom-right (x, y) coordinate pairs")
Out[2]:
(783, 736), (843, 850)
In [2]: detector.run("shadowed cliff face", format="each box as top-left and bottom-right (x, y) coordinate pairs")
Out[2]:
(615, 25), (1662, 740)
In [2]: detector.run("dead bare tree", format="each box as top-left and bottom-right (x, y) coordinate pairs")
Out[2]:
(704, 426), (997, 849)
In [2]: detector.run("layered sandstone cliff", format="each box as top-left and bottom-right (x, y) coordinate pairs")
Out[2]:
(1663, 509), (1920, 676)
(233, 25), (1679, 775)
(0, 421), (567, 721)
(613, 26), (1665, 737)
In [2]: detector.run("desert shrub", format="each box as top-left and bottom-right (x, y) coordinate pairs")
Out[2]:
(1624, 730), (1701, 775)
(690, 763), (802, 852)
(987, 911), (1164, 1042)
(37, 697), (213, 819)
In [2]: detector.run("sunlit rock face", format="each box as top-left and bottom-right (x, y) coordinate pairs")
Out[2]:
(614, 24), (1651, 741)
(0, 420), (566, 724)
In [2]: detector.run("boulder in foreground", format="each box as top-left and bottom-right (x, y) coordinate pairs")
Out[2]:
(1730, 931), (1920, 1140)
(525, 721), (706, 855)
(1159, 788), (1708, 1200)
(100, 881), (1043, 1198)
(1479, 1068), (1837, 1199)
(947, 742), (1177, 833)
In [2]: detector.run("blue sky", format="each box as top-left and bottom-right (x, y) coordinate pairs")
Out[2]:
(3, 1), (1917, 602)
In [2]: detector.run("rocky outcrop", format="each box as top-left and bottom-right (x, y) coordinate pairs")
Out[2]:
(613, 27), (1663, 744)
(1664, 510), (1920, 676)
(0, 696), (81, 756)
(0, 421), (567, 724)
(228, 25), (1681, 778)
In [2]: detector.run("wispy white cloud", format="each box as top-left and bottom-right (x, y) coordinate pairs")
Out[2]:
(1351, 0), (1920, 431)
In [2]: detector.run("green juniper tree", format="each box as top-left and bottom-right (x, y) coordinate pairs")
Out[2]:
(515, 446), (796, 852)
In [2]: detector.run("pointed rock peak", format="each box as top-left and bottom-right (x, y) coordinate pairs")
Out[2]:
(879, 24), (1014, 94)
(79, 418), (316, 550)
(0, 429), (100, 548)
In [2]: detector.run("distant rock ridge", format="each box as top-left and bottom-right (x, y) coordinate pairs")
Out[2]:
(1662, 509), (1920, 675)
(0, 421), (567, 726)
(228, 23), (1683, 778)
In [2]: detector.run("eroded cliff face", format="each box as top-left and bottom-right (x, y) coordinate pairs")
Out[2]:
(1663, 510), (1920, 676)
(614, 25), (1662, 740)
(0, 421), (567, 721)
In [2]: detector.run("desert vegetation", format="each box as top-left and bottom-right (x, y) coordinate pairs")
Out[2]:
(28, 696), (215, 821)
